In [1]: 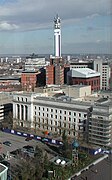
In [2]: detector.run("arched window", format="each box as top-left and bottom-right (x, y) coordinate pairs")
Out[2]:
(21, 105), (24, 120)
(17, 104), (20, 119)
(25, 105), (28, 121)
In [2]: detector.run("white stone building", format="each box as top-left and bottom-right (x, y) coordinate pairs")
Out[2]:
(13, 92), (90, 140)
(13, 91), (112, 147)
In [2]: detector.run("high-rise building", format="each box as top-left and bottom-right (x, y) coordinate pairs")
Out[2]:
(54, 15), (61, 57)
(46, 15), (64, 85)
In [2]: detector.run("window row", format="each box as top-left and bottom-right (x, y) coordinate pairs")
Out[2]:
(34, 106), (87, 117)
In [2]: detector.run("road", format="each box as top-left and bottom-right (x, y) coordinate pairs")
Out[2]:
(72, 154), (112, 180)
(0, 131), (55, 156)
(0, 131), (112, 180)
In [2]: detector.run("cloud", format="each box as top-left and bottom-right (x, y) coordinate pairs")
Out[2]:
(0, 0), (111, 31)
(0, 21), (19, 30)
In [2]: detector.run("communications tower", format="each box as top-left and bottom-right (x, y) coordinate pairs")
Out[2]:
(54, 15), (61, 57)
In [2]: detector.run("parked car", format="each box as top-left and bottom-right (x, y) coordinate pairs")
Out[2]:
(25, 137), (33, 141)
(3, 141), (11, 147)
(23, 145), (35, 153)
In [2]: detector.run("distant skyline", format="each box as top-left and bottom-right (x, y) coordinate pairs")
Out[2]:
(0, 0), (111, 54)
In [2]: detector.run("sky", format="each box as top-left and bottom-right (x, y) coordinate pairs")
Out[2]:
(0, 0), (111, 54)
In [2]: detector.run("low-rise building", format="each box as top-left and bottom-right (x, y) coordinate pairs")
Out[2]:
(0, 163), (8, 180)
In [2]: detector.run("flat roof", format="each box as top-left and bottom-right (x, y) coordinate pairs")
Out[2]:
(0, 164), (8, 173)
(71, 68), (100, 78)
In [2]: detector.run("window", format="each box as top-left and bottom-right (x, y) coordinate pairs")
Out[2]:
(43, 108), (44, 111)
(60, 110), (62, 113)
(55, 109), (57, 113)
(55, 115), (57, 119)
(47, 108), (48, 111)
(74, 118), (76, 122)
(60, 116), (62, 119)
(35, 106), (36, 110)
(69, 112), (71, 115)
(64, 117), (66, 120)
(21, 105), (24, 120)
(84, 114), (87, 118)
(18, 97), (19, 101)
(17, 104), (20, 119)
(64, 111), (66, 114)
(22, 97), (23, 101)
(39, 107), (40, 110)
(51, 114), (53, 118)
(79, 113), (81, 117)
(69, 117), (71, 121)
(51, 109), (53, 112)
(25, 105), (28, 120)
(26, 98), (27, 102)
(74, 112), (76, 116)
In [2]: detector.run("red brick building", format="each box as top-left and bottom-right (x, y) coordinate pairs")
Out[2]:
(46, 65), (55, 85)
(67, 68), (100, 91)
(21, 70), (38, 91)
(46, 65), (64, 85)
(55, 65), (64, 85)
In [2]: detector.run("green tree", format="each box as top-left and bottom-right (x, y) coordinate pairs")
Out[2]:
(33, 145), (45, 180)
(61, 130), (72, 159)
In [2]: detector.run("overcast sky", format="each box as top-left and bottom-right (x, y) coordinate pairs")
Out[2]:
(0, 0), (111, 54)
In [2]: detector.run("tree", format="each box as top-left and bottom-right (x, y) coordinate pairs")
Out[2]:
(33, 145), (45, 180)
(2, 111), (13, 129)
(61, 130), (72, 159)
(13, 157), (36, 180)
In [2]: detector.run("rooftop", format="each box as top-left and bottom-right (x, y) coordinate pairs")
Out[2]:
(70, 68), (100, 78)
(0, 163), (8, 173)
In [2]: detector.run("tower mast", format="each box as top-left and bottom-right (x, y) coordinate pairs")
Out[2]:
(54, 15), (61, 57)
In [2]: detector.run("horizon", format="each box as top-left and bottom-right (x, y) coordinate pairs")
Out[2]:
(0, 0), (111, 54)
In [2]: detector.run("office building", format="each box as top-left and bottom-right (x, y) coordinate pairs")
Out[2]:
(69, 59), (111, 91)
(12, 91), (112, 147)
(67, 68), (100, 92)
